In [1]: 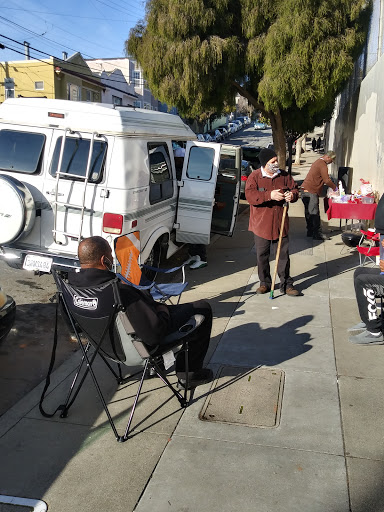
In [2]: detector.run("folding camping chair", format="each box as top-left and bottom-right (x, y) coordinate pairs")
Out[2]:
(39, 271), (204, 442)
(357, 229), (380, 266)
(115, 232), (188, 304)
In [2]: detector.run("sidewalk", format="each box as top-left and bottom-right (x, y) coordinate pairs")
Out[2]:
(1, 149), (384, 512)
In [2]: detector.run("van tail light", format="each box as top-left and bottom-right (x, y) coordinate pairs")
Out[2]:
(103, 213), (123, 234)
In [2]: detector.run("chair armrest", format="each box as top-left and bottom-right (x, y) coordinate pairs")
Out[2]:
(141, 264), (186, 274)
(162, 314), (205, 344)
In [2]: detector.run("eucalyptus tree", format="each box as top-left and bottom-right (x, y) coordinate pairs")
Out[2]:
(127, 0), (371, 165)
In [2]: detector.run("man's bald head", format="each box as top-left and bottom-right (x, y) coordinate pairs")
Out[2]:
(78, 236), (112, 268)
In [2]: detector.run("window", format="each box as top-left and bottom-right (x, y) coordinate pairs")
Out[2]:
(133, 71), (141, 87)
(112, 95), (122, 106)
(67, 83), (80, 101)
(35, 81), (44, 91)
(4, 78), (14, 99)
(0, 130), (45, 174)
(85, 89), (93, 102)
(148, 143), (173, 204)
(50, 136), (107, 183)
(186, 146), (214, 180)
(143, 102), (151, 109)
(133, 100), (141, 108)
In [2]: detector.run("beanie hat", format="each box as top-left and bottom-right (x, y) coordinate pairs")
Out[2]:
(258, 148), (277, 168)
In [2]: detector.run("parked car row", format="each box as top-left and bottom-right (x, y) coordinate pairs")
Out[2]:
(196, 116), (252, 143)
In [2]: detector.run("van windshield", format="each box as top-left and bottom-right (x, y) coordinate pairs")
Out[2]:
(50, 136), (107, 183)
(0, 130), (45, 174)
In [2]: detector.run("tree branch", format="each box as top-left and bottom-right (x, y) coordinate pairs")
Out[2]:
(231, 81), (265, 112)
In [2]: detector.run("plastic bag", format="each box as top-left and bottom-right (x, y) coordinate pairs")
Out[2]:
(327, 187), (338, 198)
(360, 179), (373, 196)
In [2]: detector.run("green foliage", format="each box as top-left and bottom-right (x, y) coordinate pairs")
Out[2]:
(127, 0), (372, 133)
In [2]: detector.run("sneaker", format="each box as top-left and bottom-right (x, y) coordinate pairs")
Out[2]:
(347, 321), (367, 333)
(177, 368), (214, 389)
(184, 254), (199, 265)
(189, 258), (207, 270)
(256, 285), (271, 294)
(349, 330), (384, 345)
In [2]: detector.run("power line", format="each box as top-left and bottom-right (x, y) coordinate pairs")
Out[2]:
(0, 29), (147, 86)
(0, 40), (149, 87)
(0, 14), (95, 59)
(93, 0), (144, 17)
(0, 6), (137, 22)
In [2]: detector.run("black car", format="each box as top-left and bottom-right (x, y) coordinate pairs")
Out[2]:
(0, 285), (16, 343)
(242, 146), (262, 169)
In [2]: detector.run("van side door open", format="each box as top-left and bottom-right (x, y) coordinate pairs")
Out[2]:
(175, 141), (241, 244)
(212, 145), (242, 237)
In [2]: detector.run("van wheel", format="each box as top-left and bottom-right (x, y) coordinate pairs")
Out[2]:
(143, 242), (161, 281)
(0, 175), (36, 244)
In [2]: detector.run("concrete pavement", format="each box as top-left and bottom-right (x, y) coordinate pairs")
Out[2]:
(1, 148), (384, 512)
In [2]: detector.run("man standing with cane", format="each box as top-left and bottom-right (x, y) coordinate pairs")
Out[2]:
(245, 148), (301, 296)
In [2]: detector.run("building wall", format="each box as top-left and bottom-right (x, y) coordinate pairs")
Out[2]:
(327, 0), (384, 196)
(0, 59), (55, 101)
(85, 59), (136, 105)
(0, 55), (104, 103)
(348, 54), (384, 193)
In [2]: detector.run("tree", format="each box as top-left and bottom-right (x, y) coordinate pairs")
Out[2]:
(127, 0), (371, 166)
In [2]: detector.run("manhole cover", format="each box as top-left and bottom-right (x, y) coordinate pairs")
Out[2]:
(200, 366), (284, 428)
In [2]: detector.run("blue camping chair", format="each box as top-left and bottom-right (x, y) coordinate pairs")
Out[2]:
(117, 263), (188, 304)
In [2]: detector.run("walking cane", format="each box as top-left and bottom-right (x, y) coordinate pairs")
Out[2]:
(269, 202), (288, 299)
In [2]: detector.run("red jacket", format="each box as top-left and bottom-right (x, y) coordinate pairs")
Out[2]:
(245, 168), (299, 240)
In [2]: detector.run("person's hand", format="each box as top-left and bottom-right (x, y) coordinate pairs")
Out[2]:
(380, 259), (384, 273)
(271, 189), (285, 201)
(284, 190), (293, 202)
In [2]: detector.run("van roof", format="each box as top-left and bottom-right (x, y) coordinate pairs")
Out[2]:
(0, 98), (196, 139)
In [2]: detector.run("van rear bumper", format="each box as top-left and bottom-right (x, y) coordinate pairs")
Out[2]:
(0, 246), (80, 272)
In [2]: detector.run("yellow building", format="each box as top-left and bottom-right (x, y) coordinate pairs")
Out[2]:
(0, 52), (104, 103)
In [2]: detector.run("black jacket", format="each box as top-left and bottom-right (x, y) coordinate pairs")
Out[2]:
(68, 268), (170, 346)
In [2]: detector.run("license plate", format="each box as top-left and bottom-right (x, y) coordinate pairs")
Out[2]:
(23, 254), (53, 272)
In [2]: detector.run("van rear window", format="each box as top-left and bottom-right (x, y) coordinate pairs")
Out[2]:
(186, 146), (214, 180)
(50, 136), (107, 183)
(0, 130), (45, 174)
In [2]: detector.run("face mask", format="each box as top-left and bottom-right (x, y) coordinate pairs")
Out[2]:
(104, 256), (113, 271)
(268, 162), (279, 172)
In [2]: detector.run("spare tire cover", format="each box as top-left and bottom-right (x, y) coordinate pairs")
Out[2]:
(0, 175), (36, 244)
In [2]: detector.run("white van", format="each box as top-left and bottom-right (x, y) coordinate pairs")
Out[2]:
(0, 98), (241, 273)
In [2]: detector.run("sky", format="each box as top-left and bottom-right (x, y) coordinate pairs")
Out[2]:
(0, 0), (146, 65)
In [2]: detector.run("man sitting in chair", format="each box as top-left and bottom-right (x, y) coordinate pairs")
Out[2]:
(349, 194), (384, 345)
(68, 236), (213, 389)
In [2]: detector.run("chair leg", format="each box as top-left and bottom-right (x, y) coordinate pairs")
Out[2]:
(121, 359), (150, 442)
(150, 358), (189, 407)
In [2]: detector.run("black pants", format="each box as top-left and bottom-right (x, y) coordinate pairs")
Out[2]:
(354, 267), (384, 333)
(164, 300), (212, 372)
(301, 191), (321, 236)
(254, 234), (293, 290)
(188, 244), (207, 261)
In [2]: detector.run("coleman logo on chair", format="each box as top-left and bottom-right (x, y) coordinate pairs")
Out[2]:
(73, 295), (98, 310)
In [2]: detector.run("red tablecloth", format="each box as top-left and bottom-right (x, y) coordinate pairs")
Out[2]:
(326, 198), (377, 220)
